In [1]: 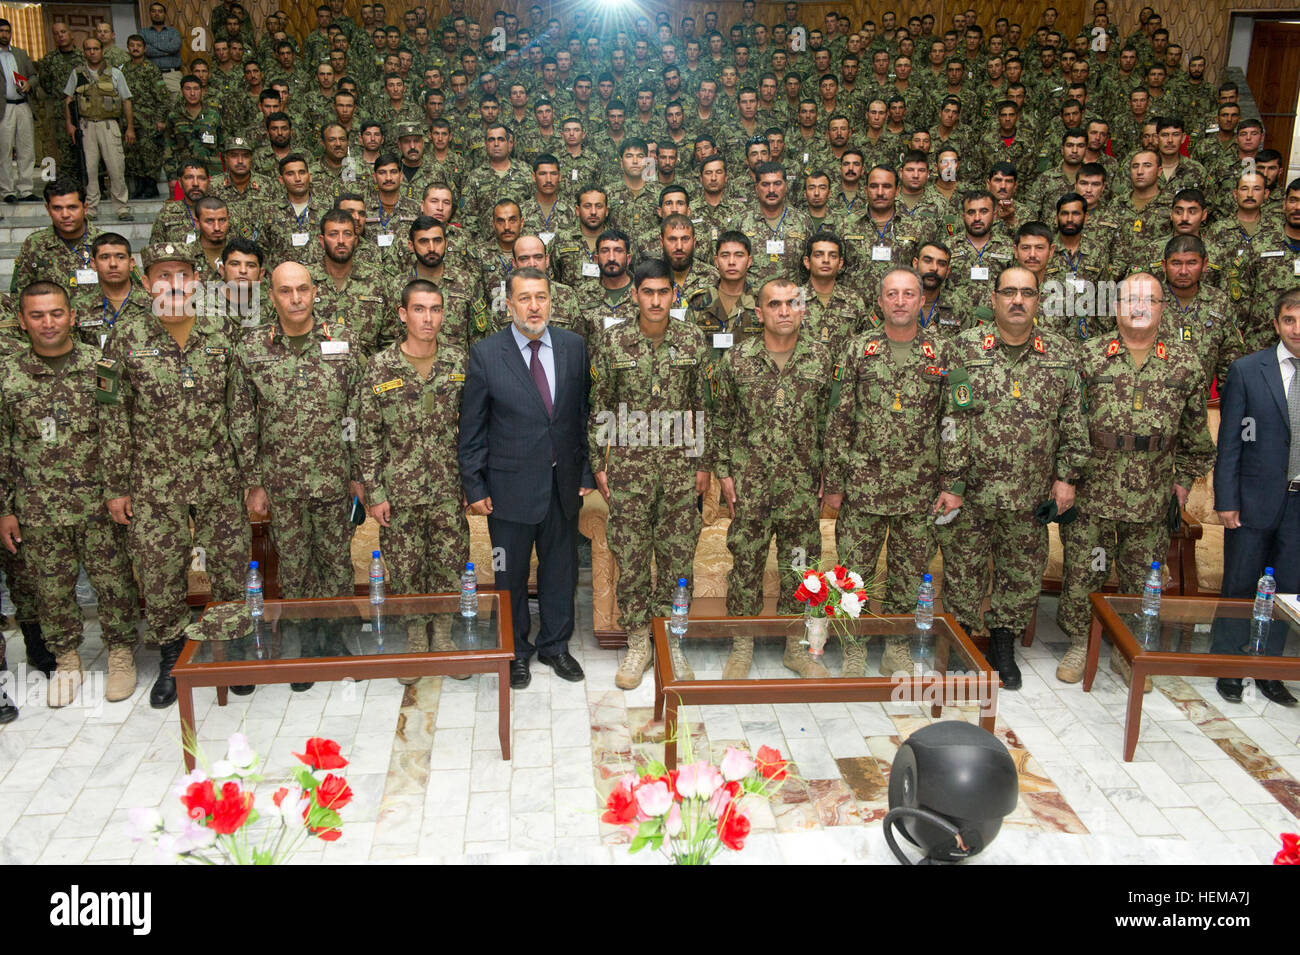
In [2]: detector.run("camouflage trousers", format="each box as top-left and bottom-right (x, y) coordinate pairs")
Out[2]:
(127, 129), (166, 181)
(129, 496), (251, 646)
(725, 479), (821, 617)
(936, 502), (1047, 635)
(0, 544), (37, 624)
(379, 498), (469, 595)
(835, 505), (937, 616)
(269, 496), (356, 600)
(607, 473), (702, 632)
(23, 513), (140, 653)
(1057, 514), (1172, 645)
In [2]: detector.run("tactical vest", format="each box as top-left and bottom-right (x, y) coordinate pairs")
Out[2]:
(76, 69), (123, 122)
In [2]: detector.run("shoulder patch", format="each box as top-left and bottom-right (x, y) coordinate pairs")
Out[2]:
(864, 340), (880, 356)
(1033, 336), (1044, 353)
(1105, 339), (1120, 357)
(373, 378), (404, 394)
(1156, 342), (1167, 360)
(982, 333), (994, 350)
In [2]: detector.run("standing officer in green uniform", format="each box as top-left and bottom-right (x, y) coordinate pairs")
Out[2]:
(165, 75), (225, 179)
(823, 267), (971, 676)
(358, 280), (469, 680)
(713, 276), (837, 679)
(0, 281), (140, 707)
(123, 34), (169, 198)
(1055, 273), (1216, 686)
(99, 243), (251, 708)
(589, 259), (712, 690)
(37, 21), (83, 183)
(940, 266), (1089, 690)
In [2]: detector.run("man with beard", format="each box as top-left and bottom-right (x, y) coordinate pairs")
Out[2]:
(511, 235), (583, 336)
(800, 231), (871, 355)
(659, 214), (720, 311)
(230, 259), (363, 694)
(261, 155), (333, 271)
(150, 162), (209, 246)
(1042, 193), (1115, 341)
(251, 112), (298, 179)
(210, 138), (272, 241)
(984, 163), (1035, 242)
(407, 215), (487, 352)
(1161, 235), (1243, 388)
(519, 154), (575, 247)
(472, 199), (524, 338)
(854, 166), (930, 301)
(939, 265), (1088, 689)
(575, 230), (637, 342)
(308, 207), (394, 356)
(946, 191), (1015, 305)
(912, 241), (960, 337)
(630, 186), (706, 267)
(551, 185), (610, 291)
(189, 196), (232, 280)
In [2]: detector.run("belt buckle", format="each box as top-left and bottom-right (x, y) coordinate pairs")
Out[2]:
(1132, 435), (1150, 452)
(1289, 480), (1300, 493)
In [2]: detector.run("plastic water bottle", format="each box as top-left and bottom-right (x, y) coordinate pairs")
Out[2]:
(1253, 567), (1277, 623)
(1141, 562), (1162, 617)
(915, 573), (934, 631)
(670, 578), (690, 635)
(245, 561), (264, 618)
(369, 551), (385, 606)
(460, 562), (478, 618)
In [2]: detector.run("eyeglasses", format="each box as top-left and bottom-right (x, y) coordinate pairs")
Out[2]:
(995, 287), (1040, 299)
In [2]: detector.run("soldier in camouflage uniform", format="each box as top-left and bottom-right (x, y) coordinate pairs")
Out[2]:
(0, 281), (140, 707)
(1039, 194), (1117, 343)
(210, 138), (275, 240)
(310, 209), (395, 357)
(1232, 180), (1299, 352)
(799, 231), (872, 356)
(11, 179), (102, 295)
(944, 191), (1016, 301)
(37, 22), (83, 185)
(1056, 273), (1216, 686)
(458, 124), (534, 232)
(123, 35), (168, 198)
(69, 232), (150, 348)
(713, 276), (837, 678)
(684, 231), (764, 363)
(823, 267), (971, 676)
(149, 162), (208, 246)
(258, 155), (335, 272)
(230, 261), (363, 684)
(358, 279), (470, 681)
(848, 168), (929, 301)
(736, 163), (813, 283)
(1108, 151), (1175, 278)
(164, 76), (225, 179)
(589, 259), (712, 690)
(99, 243), (251, 708)
(1161, 235), (1244, 387)
(938, 266), (1090, 689)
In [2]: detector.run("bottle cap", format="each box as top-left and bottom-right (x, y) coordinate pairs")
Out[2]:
(466, 562), (475, 571)
(1265, 567), (1275, 576)
(677, 577), (688, 586)
(373, 550), (381, 558)
(923, 573), (932, 582)
(249, 560), (258, 569)
(1151, 561), (1160, 570)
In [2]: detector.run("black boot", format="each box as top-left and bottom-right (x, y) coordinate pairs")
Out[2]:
(142, 178), (159, 198)
(990, 627), (1022, 690)
(150, 640), (183, 708)
(21, 621), (55, 676)
(0, 646), (16, 723)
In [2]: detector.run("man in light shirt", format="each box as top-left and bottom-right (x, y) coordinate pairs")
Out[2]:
(0, 18), (38, 204)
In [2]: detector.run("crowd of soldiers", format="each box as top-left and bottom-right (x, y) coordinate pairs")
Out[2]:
(1, 0), (1298, 722)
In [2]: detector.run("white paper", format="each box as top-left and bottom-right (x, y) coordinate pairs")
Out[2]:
(669, 308), (686, 320)
(291, 232), (309, 246)
(871, 245), (890, 261)
(970, 266), (989, 281)
(321, 340), (349, 354)
(581, 262), (600, 277)
(539, 231), (555, 245)
(75, 269), (98, 285)
(377, 233), (394, 247)
(712, 333), (734, 348)
(766, 239), (785, 255)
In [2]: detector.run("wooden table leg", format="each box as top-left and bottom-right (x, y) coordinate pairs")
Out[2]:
(1123, 660), (1144, 762)
(1083, 612), (1102, 692)
(664, 695), (678, 771)
(981, 675), (998, 733)
(653, 651), (664, 720)
(216, 685), (228, 707)
(177, 679), (197, 772)
(498, 662), (511, 760)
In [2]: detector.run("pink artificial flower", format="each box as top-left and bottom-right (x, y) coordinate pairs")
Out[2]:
(634, 779), (673, 818)
(719, 746), (756, 782)
(665, 802), (683, 837)
(675, 760), (724, 800)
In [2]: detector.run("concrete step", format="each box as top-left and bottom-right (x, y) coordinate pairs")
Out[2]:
(0, 198), (168, 226)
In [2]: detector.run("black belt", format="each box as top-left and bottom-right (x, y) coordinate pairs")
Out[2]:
(6, 98), (25, 104)
(1089, 430), (1170, 452)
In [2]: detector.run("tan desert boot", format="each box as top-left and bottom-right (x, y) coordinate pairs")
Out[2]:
(722, 636), (753, 679)
(615, 627), (653, 690)
(783, 635), (830, 678)
(105, 645), (137, 702)
(48, 648), (83, 707)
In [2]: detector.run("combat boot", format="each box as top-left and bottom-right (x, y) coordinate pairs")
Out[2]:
(721, 636), (753, 679)
(150, 640), (183, 708)
(667, 636), (694, 681)
(48, 648), (82, 708)
(399, 622), (428, 686)
(615, 627), (653, 690)
(841, 640), (867, 677)
(1056, 642), (1088, 683)
(880, 637), (913, 676)
(1110, 652), (1152, 693)
(21, 622), (54, 676)
(783, 634), (830, 678)
(105, 645), (137, 702)
(989, 628), (1022, 690)
(432, 617), (469, 681)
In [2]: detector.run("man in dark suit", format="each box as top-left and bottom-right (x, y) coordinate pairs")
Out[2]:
(1212, 287), (1300, 706)
(459, 265), (596, 689)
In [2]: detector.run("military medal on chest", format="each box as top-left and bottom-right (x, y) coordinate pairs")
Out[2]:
(181, 364), (195, 389)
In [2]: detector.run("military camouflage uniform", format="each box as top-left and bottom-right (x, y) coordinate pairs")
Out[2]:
(209, 173), (277, 240)
(229, 318), (361, 604)
(122, 58), (169, 185)
(459, 158), (534, 231)
(1056, 335), (1216, 646)
(684, 282), (764, 364)
(824, 329), (971, 614)
(1161, 281), (1244, 386)
(937, 326), (1089, 635)
(258, 195), (335, 271)
(39, 44), (85, 180)
(11, 225), (103, 295)
(69, 285), (151, 348)
(799, 281), (871, 357)
(310, 260), (396, 357)
(575, 279), (638, 342)
(945, 232), (1016, 297)
(0, 343), (140, 653)
(99, 311), (250, 647)
(164, 102), (225, 177)
(587, 318), (712, 633)
(1038, 234), (1118, 342)
(736, 206), (814, 282)
(713, 333), (835, 615)
(149, 201), (201, 246)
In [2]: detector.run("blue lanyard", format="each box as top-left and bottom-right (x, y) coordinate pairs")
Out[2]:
(1061, 247), (1082, 275)
(379, 203), (395, 229)
(840, 191), (857, 212)
(62, 236), (92, 267)
(966, 237), (989, 264)
(294, 206), (310, 227)
(921, 297), (939, 328)
(872, 214), (895, 242)
(102, 292), (130, 327)
(764, 207), (787, 237)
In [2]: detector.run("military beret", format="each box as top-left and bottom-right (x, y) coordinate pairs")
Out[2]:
(224, 136), (253, 153)
(141, 242), (198, 271)
(396, 121), (424, 139)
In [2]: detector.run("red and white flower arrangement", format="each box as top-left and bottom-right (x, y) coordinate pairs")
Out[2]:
(129, 735), (352, 864)
(603, 743), (790, 865)
(792, 562), (870, 655)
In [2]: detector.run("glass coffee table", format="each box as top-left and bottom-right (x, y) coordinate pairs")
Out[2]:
(173, 592), (514, 770)
(652, 614), (997, 770)
(1086, 594), (1300, 761)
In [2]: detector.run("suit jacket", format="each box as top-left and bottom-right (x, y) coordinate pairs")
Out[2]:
(1214, 346), (1294, 530)
(0, 46), (37, 123)
(458, 324), (595, 525)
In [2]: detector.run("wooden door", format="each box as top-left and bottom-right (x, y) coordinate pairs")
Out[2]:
(1246, 20), (1300, 171)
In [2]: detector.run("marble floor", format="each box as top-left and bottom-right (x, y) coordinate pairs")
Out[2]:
(0, 579), (1295, 865)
